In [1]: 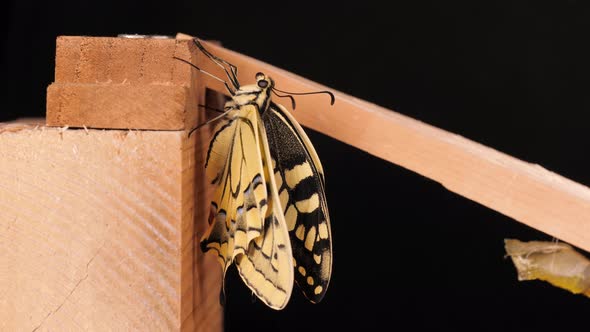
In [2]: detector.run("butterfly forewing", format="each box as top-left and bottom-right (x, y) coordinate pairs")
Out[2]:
(201, 103), (294, 309)
(262, 103), (333, 303)
(201, 105), (268, 267)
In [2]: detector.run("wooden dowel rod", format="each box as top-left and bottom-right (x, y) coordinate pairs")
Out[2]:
(187, 36), (590, 253)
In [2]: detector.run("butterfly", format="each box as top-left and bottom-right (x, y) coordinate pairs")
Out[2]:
(180, 39), (333, 310)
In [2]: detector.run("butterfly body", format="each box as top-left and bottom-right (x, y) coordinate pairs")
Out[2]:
(201, 72), (332, 309)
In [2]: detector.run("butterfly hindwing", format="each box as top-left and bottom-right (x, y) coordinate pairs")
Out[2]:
(262, 103), (333, 303)
(235, 118), (294, 309)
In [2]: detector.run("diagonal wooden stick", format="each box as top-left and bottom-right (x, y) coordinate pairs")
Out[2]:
(183, 35), (590, 253)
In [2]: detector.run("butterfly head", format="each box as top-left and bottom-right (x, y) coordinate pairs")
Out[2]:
(252, 72), (274, 110)
(231, 72), (275, 110)
(254, 72), (274, 89)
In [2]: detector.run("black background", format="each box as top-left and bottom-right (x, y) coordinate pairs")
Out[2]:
(3, 1), (590, 331)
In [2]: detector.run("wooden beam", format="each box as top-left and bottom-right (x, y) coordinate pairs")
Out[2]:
(186, 36), (590, 253)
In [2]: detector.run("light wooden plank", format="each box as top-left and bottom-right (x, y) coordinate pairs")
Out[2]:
(187, 37), (590, 252)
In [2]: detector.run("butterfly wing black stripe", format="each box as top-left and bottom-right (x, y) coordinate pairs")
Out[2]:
(262, 103), (332, 303)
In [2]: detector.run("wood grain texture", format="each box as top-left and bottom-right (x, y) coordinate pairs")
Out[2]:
(190, 37), (590, 253)
(0, 122), (222, 331)
(46, 36), (199, 130)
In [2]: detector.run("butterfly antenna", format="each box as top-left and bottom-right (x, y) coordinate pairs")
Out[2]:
(173, 56), (235, 95)
(193, 38), (241, 91)
(198, 104), (226, 114)
(188, 108), (231, 137)
(272, 87), (335, 105)
(271, 90), (296, 109)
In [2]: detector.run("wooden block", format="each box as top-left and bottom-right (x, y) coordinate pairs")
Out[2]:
(47, 84), (193, 130)
(0, 121), (222, 331)
(54, 36), (192, 84)
(46, 36), (200, 130)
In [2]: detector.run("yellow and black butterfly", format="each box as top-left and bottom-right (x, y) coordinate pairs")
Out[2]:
(179, 39), (333, 310)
